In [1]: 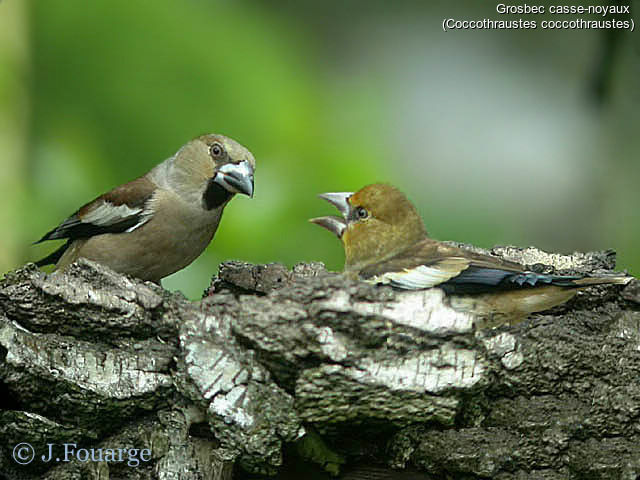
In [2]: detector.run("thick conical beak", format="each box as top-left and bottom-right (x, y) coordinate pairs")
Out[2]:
(309, 191), (353, 238)
(316, 192), (352, 218)
(214, 160), (254, 197)
(309, 215), (347, 238)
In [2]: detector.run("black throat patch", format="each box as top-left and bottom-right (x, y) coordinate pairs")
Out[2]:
(203, 178), (233, 211)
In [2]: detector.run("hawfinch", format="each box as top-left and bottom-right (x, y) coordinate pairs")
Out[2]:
(310, 183), (631, 322)
(35, 133), (255, 283)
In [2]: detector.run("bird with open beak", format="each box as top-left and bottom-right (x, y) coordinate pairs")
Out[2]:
(310, 183), (632, 323)
(35, 133), (255, 284)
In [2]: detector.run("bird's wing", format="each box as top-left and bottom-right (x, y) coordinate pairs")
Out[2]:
(35, 176), (157, 243)
(360, 239), (538, 292)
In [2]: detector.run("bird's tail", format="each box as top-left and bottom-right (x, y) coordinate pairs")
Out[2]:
(497, 271), (632, 290)
(567, 275), (633, 288)
(34, 241), (70, 267)
(448, 273), (633, 328)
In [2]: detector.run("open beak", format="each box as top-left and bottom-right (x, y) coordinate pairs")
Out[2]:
(309, 191), (353, 238)
(309, 216), (347, 238)
(214, 160), (254, 197)
(317, 192), (352, 218)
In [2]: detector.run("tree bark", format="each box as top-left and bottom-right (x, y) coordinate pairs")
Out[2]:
(1, 246), (638, 479)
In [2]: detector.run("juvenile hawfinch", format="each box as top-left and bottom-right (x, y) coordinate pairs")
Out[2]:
(35, 133), (255, 284)
(310, 183), (632, 322)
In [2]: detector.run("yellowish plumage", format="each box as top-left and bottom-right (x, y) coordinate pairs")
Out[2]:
(311, 183), (632, 325)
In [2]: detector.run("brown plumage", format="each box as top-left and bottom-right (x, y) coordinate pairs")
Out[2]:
(35, 133), (255, 283)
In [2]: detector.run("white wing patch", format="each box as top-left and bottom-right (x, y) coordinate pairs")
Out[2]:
(82, 201), (153, 232)
(368, 258), (471, 290)
(82, 202), (142, 225)
(124, 210), (154, 232)
(368, 265), (456, 290)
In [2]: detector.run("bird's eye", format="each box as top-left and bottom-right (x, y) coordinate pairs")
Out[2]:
(210, 143), (225, 158)
(355, 206), (369, 220)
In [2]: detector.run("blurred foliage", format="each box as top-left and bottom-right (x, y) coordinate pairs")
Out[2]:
(13, 0), (390, 298)
(0, 0), (637, 299)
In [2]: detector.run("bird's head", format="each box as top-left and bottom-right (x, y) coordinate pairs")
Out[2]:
(310, 183), (426, 271)
(167, 133), (255, 210)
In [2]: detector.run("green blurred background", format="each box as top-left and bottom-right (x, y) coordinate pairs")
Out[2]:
(1, 0), (638, 299)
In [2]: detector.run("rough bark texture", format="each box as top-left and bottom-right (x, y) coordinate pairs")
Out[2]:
(0, 245), (638, 480)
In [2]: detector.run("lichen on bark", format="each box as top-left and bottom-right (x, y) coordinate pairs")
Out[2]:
(0, 246), (637, 479)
